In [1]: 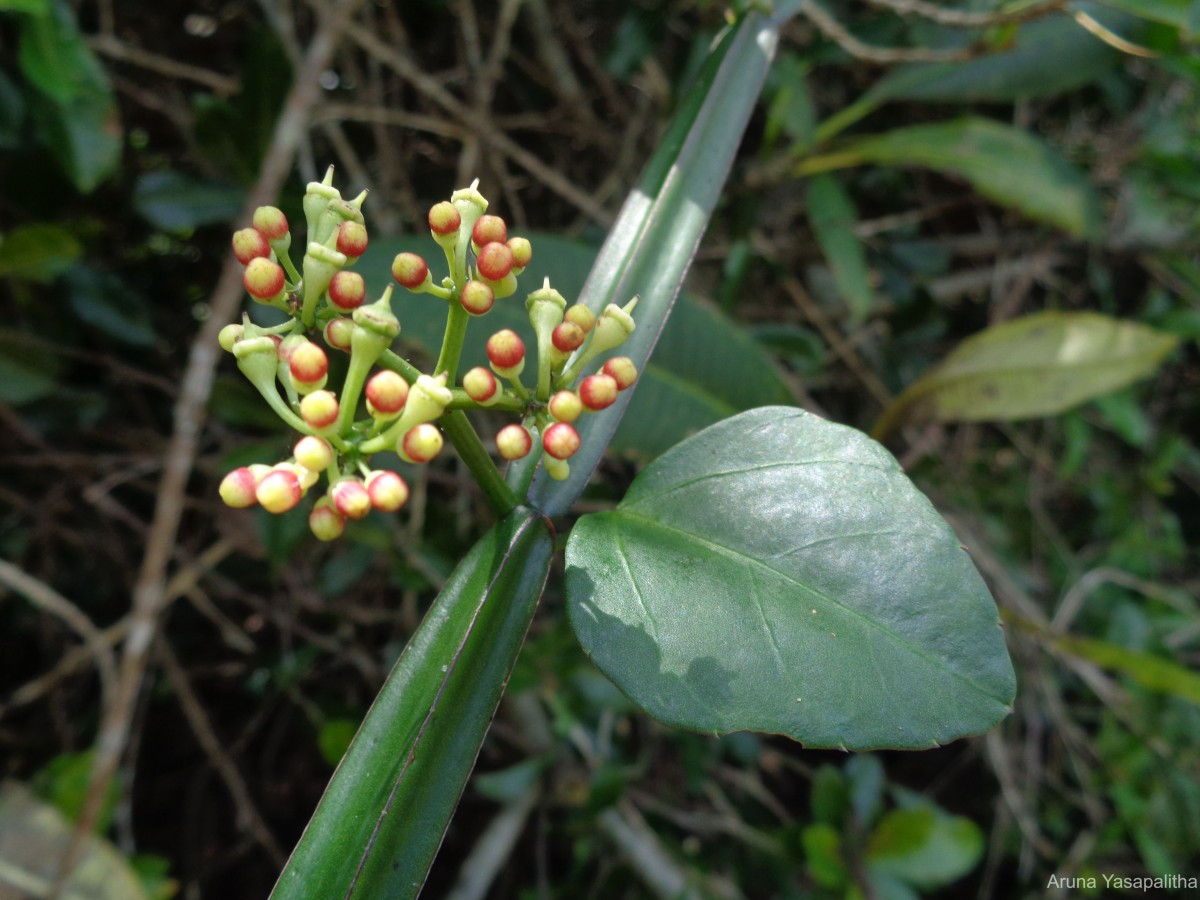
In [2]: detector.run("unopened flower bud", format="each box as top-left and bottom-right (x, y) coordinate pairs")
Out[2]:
(309, 499), (345, 541)
(243, 257), (286, 302)
(543, 422), (581, 460)
(331, 478), (372, 520)
(543, 455), (570, 481)
(564, 304), (596, 333)
(289, 342), (329, 387)
(602, 356), (638, 390)
(548, 390), (582, 423)
(324, 318), (354, 352)
(428, 201), (461, 237)
(496, 424), (533, 460)
(552, 322), (585, 353)
(476, 242), (514, 282)
(462, 366), (499, 405)
(218, 323), (244, 352)
(471, 214), (507, 249)
(294, 435), (334, 472)
(252, 206), (289, 241)
(301, 241), (348, 325)
(507, 236), (532, 271)
(257, 468), (303, 514)
(460, 280), (495, 316)
(401, 423), (444, 463)
(328, 270), (366, 310)
(300, 390), (339, 429)
(233, 335), (280, 388)
(392, 252), (430, 291)
(404, 373), (453, 424)
(219, 467), (258, 508)
(366, 470), (409, 512)
(365, 370), (409, 416)
(487, 329), (526, 377)
(232, 228), (271, 265)
(336, 220), (368, 258)
(579, 373), (618, 411)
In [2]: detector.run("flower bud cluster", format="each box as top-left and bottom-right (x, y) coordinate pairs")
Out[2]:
(220, 171), (639, 538)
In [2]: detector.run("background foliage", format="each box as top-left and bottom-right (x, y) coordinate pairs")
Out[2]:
(0, 0), (1197, 897)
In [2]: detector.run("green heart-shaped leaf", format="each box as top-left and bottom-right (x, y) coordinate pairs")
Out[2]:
(565, 407), (1014, 750)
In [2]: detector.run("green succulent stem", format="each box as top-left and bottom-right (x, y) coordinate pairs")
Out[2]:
(434, 302), (470, 382)
(441, 410), (517, 516)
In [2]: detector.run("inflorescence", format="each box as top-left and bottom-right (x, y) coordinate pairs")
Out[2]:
(219, 168), (638, 540)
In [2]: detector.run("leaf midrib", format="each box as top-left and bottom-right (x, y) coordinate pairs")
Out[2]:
(609, 508), (1011, 707)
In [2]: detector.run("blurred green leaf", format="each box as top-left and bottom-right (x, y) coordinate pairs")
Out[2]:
(566, 407), (1015, 749)
(876, 17), (1123, 104)
(867, 805), (984, 890)
(472, 757), (549, 803)
(18, 0), (121, 192)
(0, 330), (60, 405)
(1053, 635), (1200, 705)
(63, 266), (157, 346)
(30, 751), (117, 832)
(317, 718), (360, 768)
(803, 117), (1103, 238)
(1100, 0), (1198, 34)
(874, 311), (1180, 438)
(806, 173), (873, 323)
(0, 0), (50, 10)
(133, 171), (244, 234)
(810, 765), (849, 826)
(802, 823), (849, 889)
(0, 69), (25, 149)
(0, 224), (81, 282)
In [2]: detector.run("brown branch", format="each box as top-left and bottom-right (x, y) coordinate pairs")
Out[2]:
(799, 0), (977, 63)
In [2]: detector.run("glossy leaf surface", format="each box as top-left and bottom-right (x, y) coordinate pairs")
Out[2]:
(271, 508), (553, 899)
(565, 407), (1015, 750)
(874, 311), (1179, 438)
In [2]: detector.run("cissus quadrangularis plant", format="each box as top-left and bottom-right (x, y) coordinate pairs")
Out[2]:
(215, 5), (1015, 896)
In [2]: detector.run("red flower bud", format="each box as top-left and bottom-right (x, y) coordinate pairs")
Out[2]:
(365, 369), (409, 415)
(331, 478), (372, 520)
(460, 280), (495, 316)
(336, 220), (369, 258)
(471, 214), (507, 248)
(548, 390), (582, 423)
(579, 373), (619, 411)
(300, 390), (339, 428)
(328, 270), (366, 310)
(392, 252), (430, 290)
(462, 366), (498, 404)
(486, 329), (525, 372)
(256, 468), (303, 514)
(542, 422), (581, 460)
(219, 467), (258, 508)
(243, 257), (286, 300)
(366, 470), (409, 512)
(232, 228), (271, 265)
(476, 242), (514, 282)
(401, 423), (444, 463)
(507, 236), (532, 270)
(602, 356), (639, 390)
(496, 424), (533, 460)
(252, 206), (289, 240)
(289, 342), (329, 385)
(324, 318), (354, 351)
(552, 321), (586, 353)
(428, 200), (461, 236)
(564, 304), (596, 333)
(309, 500), (345, 541)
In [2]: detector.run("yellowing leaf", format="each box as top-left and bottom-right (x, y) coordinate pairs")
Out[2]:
(873, 311), (1179, 438)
